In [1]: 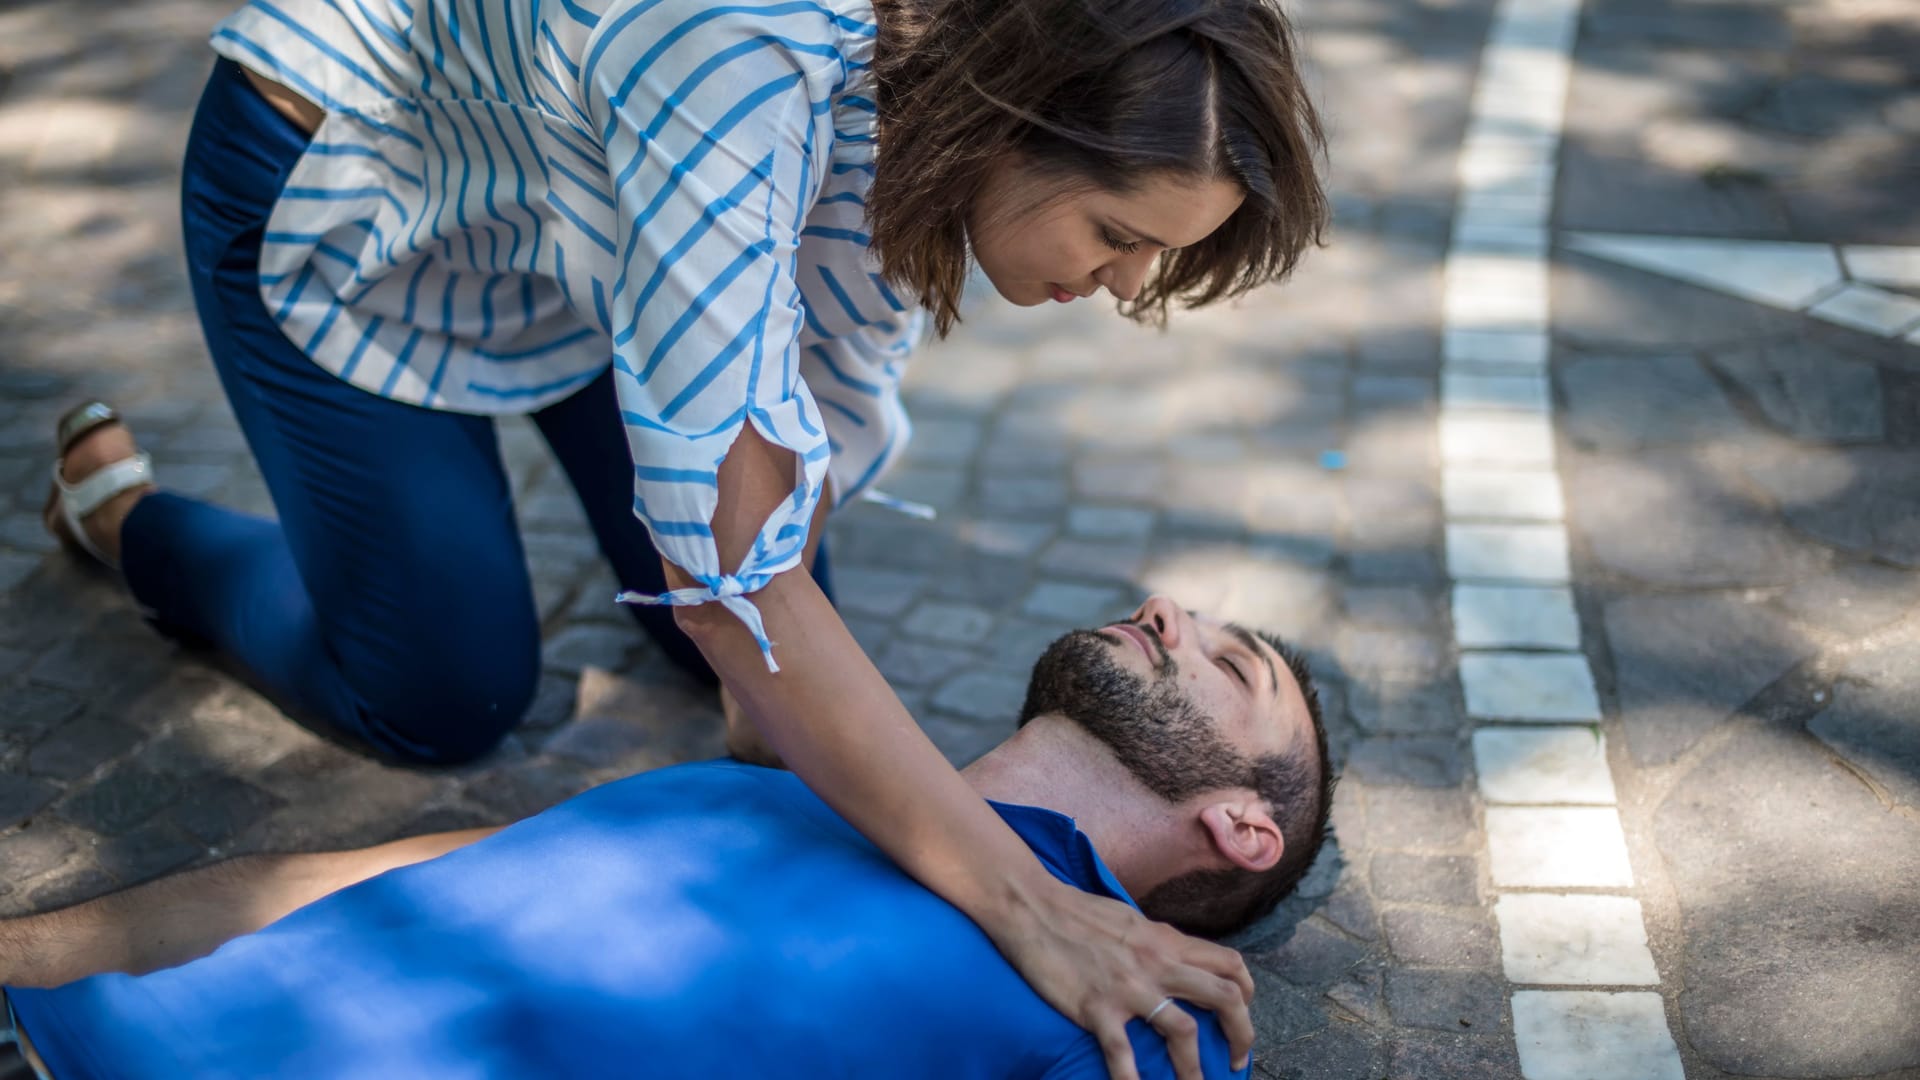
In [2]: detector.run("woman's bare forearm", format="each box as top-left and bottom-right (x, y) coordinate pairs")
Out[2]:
(0, 828), (499, 987)
(678, 572), (1058, 926)
(672, 423), (1060, 931)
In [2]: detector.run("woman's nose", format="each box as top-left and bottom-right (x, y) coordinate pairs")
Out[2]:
(1097, 253), (1154, 302)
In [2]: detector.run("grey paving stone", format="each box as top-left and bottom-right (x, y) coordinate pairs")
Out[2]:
(900, 601), (995, 645)
(977, 475), (1067, 515)
(541, 624), (639, 675)
(1739, 446), (1920, 568)
(55, 760), (184, 836)
(26, 868), (119, 914)
(1554, 249), (1807, 351)
(1066, 505), (1156, 541)
(918, 713), (1006, 768)
(0, 551), (41, 593)
(1751, 74), (1900, 138)
(1255, 1026), (1383, 1080)
(921, 554), (1039, 609)
(27, 710), (147, 780)
(0, 820), (86, 894)
(1250, 967), (1332, 1047)
(1811, 634), (1920, 810)
(1381, 906), (1499, 970)
(465, 759), (596, 820)
(929, 671), (1028, 724)
(1387, 1031), (1523, 1079)
(1036, 538), (1147, 583)
(882, 466), (967, 511)
(1323, 965), (1388, 1025)
(1363, 786), (1477, 852)
(1342, 585), (1442, 629)
(1073, 458), (1165, 502)
(832, 566), (924, 618)
(1605, 592), (1811, 764)
(1569, 451), (1827, 587)
(1371, 854), (1479, 907)
(1581, 0), (1788, 50)
(0, 682), (84, 742)
(1022, 581), (1126, 623)
(989, 619), (1073, 670)
(520, 675), (579, 732)
(93, 820), (208, 885)
(1711, 338), (1886, 443)
(0, 772), (61, 828)
(874, 639), (978, 688)
(167, 776), (285, 845)
(1346, 738), (1465, 790)
(1335, 626), (1446, 682)
(1385, 969), (1507, 1034)
(898, 416), (983, 466)
(1656, 726), (1920, 1075)
(1345, 548), (1444, 586)
(1251, 919), (1368, 989)
(1352, 375), (1434, 410)
(0, 512), (60, 555)
(1347, 678), (1461, 736)
(1772, 561), (1920, 639)
(956, 518), (1056, 559)
(26, 616), (175, 700)
(1559, 354), (1751, 450)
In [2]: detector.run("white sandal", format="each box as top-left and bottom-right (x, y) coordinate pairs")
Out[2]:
(43, 401), (153, 571)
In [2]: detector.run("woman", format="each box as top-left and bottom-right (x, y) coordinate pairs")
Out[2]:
(43, 0), (1326, 1073)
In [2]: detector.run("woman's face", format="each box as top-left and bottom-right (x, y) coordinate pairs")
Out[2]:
(968, 162), (1245, 308)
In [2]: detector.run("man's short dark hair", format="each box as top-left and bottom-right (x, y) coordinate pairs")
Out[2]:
(1136, 633), (1334, 939)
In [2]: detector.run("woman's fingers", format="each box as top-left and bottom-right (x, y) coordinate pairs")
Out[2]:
(1160, 969), (1255, 1072)
(1170, 935), (1255, 1067)
(1146, 998), (1204, 1080)
(1096, 1017), (1143, 1080)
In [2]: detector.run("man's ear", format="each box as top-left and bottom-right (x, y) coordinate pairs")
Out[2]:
(1197, 799), (1284, 873)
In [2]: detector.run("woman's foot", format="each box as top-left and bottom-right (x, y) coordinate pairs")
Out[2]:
(43, 414), (154, 567)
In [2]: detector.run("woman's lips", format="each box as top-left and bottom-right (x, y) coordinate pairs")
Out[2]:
(1048, 283), (1075, 304)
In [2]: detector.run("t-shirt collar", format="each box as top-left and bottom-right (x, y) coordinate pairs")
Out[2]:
(987, 801), (1139, 912)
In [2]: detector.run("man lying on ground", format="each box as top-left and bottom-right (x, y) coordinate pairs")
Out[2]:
(0, 595), (1333, 1079)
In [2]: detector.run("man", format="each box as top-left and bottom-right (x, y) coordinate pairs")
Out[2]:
(0, 596), (1333, 1079)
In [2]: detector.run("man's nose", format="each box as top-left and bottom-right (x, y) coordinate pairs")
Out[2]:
(1131, 595), (1184, 649)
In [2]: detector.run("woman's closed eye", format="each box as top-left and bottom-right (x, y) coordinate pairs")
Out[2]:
(1100, 227), (1142, 255)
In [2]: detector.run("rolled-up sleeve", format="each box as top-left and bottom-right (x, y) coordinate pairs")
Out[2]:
(587, 11), (838, 668)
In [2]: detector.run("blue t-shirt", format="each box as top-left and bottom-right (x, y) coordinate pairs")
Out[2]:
(10, 762), (1247, 1078)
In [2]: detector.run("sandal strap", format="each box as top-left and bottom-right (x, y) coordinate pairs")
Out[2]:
(54, 452), (153, 521)
(55, 402), (120, 457)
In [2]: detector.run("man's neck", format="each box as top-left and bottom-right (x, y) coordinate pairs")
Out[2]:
(960, 716), (1199, 898)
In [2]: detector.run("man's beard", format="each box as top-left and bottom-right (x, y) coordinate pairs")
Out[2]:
(1019, 628), (1255, 803)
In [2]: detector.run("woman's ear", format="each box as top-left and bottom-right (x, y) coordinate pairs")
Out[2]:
(1197, 800), (1284, 873)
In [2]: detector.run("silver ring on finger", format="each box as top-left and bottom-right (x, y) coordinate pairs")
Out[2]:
(1146, 997), (1175, 1023)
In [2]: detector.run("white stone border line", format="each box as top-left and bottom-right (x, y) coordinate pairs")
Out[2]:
(1442, 0), (1687, 1075)
(1563, 234), (1920, 345)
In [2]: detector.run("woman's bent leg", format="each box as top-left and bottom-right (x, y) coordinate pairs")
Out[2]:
(121, 60), (538, 763)
(530, 368), (837, 686)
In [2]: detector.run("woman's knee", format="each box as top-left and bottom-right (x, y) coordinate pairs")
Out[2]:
(350, 636), (542, 765)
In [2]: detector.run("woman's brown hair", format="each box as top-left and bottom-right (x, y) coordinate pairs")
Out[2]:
(869, 0), (1329, 335)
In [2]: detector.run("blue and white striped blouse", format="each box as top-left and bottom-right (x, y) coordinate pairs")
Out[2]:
(211, 0), (922, 664)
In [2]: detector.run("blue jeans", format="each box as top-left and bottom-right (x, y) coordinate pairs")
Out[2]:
(122, 59), (832, 763)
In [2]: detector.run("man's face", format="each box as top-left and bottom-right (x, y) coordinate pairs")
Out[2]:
(1018, 596), (1305, 803)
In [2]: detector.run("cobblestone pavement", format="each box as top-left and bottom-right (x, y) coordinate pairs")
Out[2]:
(1, 0), (1916, 1076)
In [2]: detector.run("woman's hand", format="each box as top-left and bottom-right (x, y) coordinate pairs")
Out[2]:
(994, 880), (1255, 1080)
